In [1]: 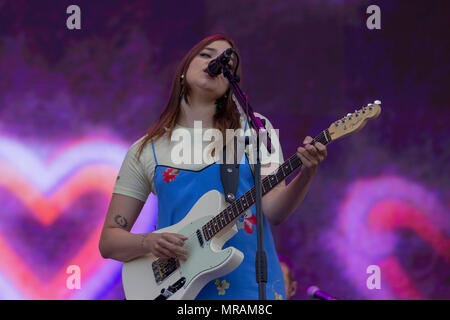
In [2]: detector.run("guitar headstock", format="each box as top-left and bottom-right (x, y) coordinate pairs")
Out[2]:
(327, 100), (382, 141)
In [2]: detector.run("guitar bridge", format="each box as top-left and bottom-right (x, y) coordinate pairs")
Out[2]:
(152, 258), (178, 284)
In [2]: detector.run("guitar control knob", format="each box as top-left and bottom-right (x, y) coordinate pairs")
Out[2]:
(374, 100), (381, 105)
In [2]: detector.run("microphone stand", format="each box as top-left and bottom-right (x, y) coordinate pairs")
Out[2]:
(221, 63), (273, 300)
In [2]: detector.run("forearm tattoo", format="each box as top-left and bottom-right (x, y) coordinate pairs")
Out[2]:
(114, 215), (128, 228)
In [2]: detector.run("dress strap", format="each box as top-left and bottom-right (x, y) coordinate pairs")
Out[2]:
(151, 140), (159, 165)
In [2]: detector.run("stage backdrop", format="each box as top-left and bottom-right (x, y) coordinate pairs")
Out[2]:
(0, 0), (448, 299)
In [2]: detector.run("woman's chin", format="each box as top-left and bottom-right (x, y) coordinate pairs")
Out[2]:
(192, 82), (225, 97)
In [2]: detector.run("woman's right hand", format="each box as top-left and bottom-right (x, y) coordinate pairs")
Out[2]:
(144, 232), (189, 261)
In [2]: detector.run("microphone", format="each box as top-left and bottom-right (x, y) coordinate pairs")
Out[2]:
(206, 48), (235, 77)
(307, 286), (338, 300)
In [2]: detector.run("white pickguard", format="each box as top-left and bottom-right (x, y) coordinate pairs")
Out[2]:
(122, 190), (244, 300)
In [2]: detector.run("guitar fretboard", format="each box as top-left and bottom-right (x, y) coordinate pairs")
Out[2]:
(202, 129), (331, 241)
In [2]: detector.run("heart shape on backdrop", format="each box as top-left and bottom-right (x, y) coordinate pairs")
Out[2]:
(328, 175), (450, 299)
(0, 137), (157, 299)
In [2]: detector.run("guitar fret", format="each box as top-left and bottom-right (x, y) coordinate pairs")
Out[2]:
(209, 220), (214, 235)
(271, 174), (277, 184)
(237, 201), (242, 216)
(261, 180), (268, 195)
(236, 199), (243, 213)
(266, 177), (271, 188)
(294, 156), (301, 168)
(241, 196), (248, 209)
(276, 168), (283, 181)
(231, 203), (238, 219)
(207, 223), (213, 237)
(240, 198), (246, 211)
(203, 225), (210, 240)
(267, 176), (272, 188)
(284, 163), (290, 176)
(213, 218), (219, 233)
(280, 163), (286, 178)
(244, 193), (250, 207)
(288, 158), (293, 172)
(226, 206), (232, 220)
(222, 212), (227, 224)
(248, 190), (254, 203)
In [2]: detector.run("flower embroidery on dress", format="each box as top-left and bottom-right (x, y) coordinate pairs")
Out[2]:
(236, 210), (257, 234)
(161, 168), (180, 183)
(274, 291), (283, 300)
(214, 279), (230, 295)
(272, 280), (284, 300)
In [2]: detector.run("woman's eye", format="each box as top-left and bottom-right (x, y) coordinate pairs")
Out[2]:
(200, 53), (211, 58)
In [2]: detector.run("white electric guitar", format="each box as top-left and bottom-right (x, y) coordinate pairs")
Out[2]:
(122, 101), (382, 299)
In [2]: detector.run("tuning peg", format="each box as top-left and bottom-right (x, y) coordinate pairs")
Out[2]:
(374, 100), (381, 105)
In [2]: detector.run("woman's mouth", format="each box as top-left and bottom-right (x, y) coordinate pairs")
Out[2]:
(203, 69), (214, 78)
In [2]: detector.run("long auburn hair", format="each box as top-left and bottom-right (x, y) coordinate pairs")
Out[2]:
(136, 34), (243, 160)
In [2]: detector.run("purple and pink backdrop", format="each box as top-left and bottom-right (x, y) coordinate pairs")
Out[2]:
(0, 0), (448, 299)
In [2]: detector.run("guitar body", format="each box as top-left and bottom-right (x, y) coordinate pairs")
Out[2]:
(122, 190), (244, 300)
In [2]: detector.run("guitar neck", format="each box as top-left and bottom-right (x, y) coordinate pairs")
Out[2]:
(202, 129), (332, 241)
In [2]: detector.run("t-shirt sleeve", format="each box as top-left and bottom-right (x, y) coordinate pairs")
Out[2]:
(112, 138), (154, 202)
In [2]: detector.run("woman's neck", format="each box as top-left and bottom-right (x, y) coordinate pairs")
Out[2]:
(178, 95), (216, 128)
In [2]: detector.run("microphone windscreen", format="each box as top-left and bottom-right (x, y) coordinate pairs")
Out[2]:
(306, 285), (320, 298)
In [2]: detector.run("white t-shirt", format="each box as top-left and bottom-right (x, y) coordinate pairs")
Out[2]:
(112, 113), (284, 202)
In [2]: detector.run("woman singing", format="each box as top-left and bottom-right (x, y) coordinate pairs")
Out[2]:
(99, 34), (327, 300)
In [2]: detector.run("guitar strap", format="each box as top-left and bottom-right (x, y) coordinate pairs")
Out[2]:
(220, 136), (241, 204)
(220, 117), (264, 203)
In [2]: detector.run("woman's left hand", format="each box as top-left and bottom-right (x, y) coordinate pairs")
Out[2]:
(296, 136), (327, 181)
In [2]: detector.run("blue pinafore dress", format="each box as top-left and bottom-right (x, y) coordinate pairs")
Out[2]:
(151, 136), (286, 300)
